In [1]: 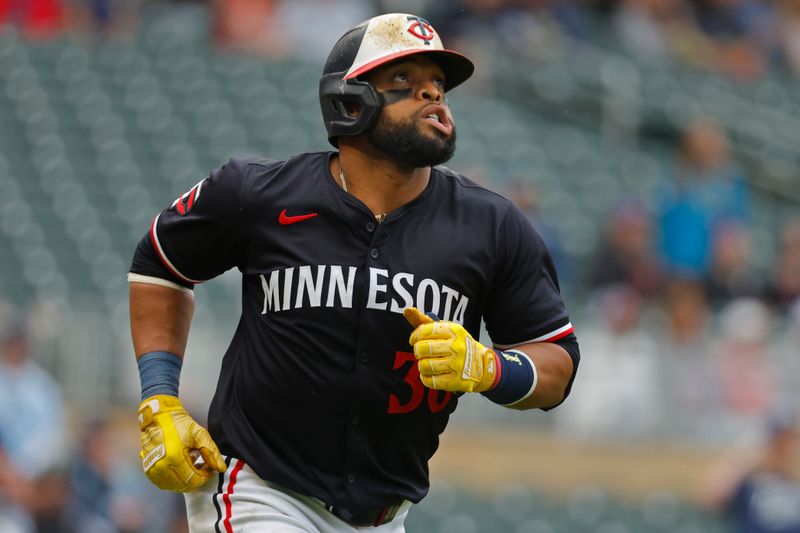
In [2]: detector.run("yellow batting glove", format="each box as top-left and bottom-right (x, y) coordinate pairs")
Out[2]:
(137, 395), (227, 492)
(403, 307), (499, 393)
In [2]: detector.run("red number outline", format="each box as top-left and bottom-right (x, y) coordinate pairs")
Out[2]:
(388, 351), (452, 414)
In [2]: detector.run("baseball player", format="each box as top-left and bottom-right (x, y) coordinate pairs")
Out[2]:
(128, 13), (580, 532)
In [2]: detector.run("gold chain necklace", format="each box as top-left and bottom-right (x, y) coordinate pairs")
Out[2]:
(338, 161), (348, 192)
(338, 159), (387, 223)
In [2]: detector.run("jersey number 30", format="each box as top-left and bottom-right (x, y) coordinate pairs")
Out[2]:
(388, 351), (452, 414)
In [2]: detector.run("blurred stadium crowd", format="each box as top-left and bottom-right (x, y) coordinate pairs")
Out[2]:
(1, 0), (800, 532)
(6, 0), (800, 79)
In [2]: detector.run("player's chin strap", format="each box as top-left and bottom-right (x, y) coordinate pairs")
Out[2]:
(481, 349), (538, 407)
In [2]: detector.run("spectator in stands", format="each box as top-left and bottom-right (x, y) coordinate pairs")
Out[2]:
(556, 284), (661, 439)
(213, 0), (374, 59)
(0, 443), (35, 533)
(688, 0), (774, 79)
(690, 0), (774, 46)
(765, 218), (800, 311)
(0, 323), (66, 477)
(68, 0), (139, 38)
(0, 0), (66, 39)
(699, 414), (800, 533)
(67, 418), (142, 532)
(612, 0), (707, 63)
(66, 417), (189, 532)
(775, 301), (800, 408)
(711, 298), (778, 440)
(0, 321), (67, 532)
(776, 0), (800, 77)
(655, 118), (749, 281)
(705, 221), (764, 305)
(29, 468), (75, 533)
(439, 0), (576, 60)
(657, 279), (725, 441)
(588, 200), (662, 298)
(211, 0), (281, 56)
(268, 0), (375, 60)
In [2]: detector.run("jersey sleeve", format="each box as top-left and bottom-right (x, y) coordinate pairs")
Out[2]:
(129, 233), (194, 290)
(145, 158), (250, 284)
(483, 203), (574, 348)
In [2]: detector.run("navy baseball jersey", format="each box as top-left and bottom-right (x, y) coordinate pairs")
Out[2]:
(130, 151), (577, 512)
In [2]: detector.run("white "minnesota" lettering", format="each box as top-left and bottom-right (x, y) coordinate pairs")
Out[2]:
(260, 265), (469, 323)
(261, 265), (356, 313)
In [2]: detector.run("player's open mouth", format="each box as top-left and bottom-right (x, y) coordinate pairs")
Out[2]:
(420, 104), (452, 137)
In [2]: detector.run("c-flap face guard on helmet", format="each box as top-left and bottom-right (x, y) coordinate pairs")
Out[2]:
(319, 73), (383, 145)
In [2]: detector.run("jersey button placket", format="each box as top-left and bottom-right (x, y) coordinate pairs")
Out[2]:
(359, 352), (369, 363)
(369, 248), (379, 259)
(366, 221), (376, 233)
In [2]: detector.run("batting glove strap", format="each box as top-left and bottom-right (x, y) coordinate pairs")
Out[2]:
(482, 349), (538, 406)
(138, 351), (182, 401)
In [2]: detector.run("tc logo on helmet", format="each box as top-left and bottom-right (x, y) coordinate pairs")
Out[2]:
(406, 16), (434, 45)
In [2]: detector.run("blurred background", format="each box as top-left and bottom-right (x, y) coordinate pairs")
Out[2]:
(1, 0), (800, 531)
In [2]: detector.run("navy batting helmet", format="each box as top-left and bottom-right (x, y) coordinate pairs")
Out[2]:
(319, 13), (474, 147)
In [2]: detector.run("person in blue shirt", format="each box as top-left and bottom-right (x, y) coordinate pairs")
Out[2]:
(0, 323), (67, 533)
(656, 118), (749, 280)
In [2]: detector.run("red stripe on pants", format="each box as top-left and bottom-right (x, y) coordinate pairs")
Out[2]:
(223, 459), (245, 533)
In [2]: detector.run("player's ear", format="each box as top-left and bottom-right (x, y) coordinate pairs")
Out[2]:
(343, 101), (362, 117)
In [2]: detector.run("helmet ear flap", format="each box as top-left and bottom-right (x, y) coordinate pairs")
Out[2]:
(319, 73), (383, 147)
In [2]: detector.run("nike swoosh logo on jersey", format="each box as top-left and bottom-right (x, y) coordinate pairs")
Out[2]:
(279, 209), (318, 225)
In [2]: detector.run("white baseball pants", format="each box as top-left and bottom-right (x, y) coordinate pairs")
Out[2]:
(184, 458), (411, 533)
